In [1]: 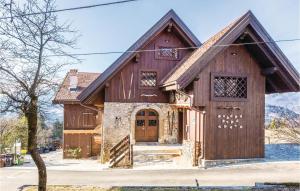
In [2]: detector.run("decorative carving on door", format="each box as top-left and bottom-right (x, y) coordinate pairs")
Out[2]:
(216, 107), (243, 129)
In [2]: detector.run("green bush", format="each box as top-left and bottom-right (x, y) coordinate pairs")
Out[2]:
(66, 147), (82, 159)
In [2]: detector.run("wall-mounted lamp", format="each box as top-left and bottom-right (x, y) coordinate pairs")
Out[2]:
(231, 52), (238, 56)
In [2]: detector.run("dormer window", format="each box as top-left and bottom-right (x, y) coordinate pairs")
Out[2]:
(69, 75), (78, 92)
(156, 46), (179, 60)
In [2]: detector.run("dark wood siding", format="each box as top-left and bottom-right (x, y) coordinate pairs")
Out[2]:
(63, 133), (92, 158)
(63, 104), (103, 158)
(193, 45), (265, 160)
(106, 29), (191, 103)
(64, 104), (102, 130)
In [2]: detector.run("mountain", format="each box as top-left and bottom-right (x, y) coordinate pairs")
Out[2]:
(265, 104), (299, 124)
(265, 92), (300, 124)
(266, 92), (300, 113)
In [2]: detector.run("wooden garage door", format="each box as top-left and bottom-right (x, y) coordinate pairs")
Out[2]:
(135, 109), (158, 142)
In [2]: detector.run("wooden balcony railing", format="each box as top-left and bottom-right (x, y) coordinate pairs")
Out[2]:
(109, 135), (133, 168)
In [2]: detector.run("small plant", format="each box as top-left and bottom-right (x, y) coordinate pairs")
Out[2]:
(66, 147), (82, 159)
(21, 150), (27, 155)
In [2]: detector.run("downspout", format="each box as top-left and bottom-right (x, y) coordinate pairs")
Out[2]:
(200, 111), (206, 159)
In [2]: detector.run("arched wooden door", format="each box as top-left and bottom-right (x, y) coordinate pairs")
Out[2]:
(135, 109), (158, 142)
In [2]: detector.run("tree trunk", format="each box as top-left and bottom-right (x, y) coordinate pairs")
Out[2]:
(26, 96), (47, 191)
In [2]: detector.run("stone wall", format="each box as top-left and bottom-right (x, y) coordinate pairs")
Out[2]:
(101, 102), (179, 163)
(181, 140), (195, 166)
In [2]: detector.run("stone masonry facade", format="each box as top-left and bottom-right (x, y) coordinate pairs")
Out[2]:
(101, 102), (179, 162)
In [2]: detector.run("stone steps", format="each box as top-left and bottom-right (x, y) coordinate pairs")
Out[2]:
(132, 144), (182, 168)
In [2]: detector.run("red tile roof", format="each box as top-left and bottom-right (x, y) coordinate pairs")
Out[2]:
(53, 71), (100, 104)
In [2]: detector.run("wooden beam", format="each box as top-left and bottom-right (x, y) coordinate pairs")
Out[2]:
(261, 67), (278, 75)
(134, 53), (140, 63)
(239, 30), (250, 40)
(194, 74), (200, 81)
(266, 78), (280, 93)
(161, 83), (178, 91)
(246, 30), (296, 91)
(64, 130), (98, 134)
(167, 23), (173, 32)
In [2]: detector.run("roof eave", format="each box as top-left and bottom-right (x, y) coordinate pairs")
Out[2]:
(52, 99), (80, 104)
(174, 11), (299, 93)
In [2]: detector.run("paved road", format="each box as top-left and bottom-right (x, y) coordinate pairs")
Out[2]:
(1, 161), (300, 191)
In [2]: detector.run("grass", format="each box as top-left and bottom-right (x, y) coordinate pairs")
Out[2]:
(22, 184), (300, 191)
(24, 186), (116, 191)
(22, 185), (248, 191)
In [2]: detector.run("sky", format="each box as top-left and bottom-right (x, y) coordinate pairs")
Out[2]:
(35, 0), (300, 121)
(55, 0), (300, 75)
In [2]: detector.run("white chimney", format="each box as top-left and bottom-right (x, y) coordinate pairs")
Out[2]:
(69, 69), (78, 91)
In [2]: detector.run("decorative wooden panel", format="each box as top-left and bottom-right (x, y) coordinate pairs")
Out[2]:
(212, 74), (247, 101)
(169, 91), (191, 106)
(216, 108), (244, 130)
(140, 71), (157, 87)
(156, 46), (179, 60)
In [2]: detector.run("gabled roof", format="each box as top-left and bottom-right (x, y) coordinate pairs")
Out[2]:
(78, 9), (201, 103)
(53, 70), (100, 104)
(161, 11), (299, 93)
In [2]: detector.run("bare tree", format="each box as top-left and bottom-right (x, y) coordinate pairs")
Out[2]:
(0, 0), (78, 190)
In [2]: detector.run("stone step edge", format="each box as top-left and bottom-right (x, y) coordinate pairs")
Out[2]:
(133, 150), (182, 153)
(133, 153), (181, 156)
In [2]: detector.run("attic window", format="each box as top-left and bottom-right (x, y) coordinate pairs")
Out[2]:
(70, 87), (77, 92)
(140, 71), (157, 88)
(211, 74), (247, 101)
(157, 46), (179, 60)
(69, 75), (78, 92)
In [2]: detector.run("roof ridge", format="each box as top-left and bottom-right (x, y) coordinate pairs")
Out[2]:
(77, 71), (101, 74)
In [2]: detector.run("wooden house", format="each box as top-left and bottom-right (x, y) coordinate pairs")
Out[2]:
(53, 10), (299, 166)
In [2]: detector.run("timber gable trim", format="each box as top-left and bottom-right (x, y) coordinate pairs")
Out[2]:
(77, 9), (201, 104)
(160, 11), (300, 93)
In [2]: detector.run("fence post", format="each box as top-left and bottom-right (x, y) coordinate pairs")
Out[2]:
(130, 144), (133, 166)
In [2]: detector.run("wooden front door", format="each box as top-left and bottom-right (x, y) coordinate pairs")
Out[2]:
(135, 109), (158, 142)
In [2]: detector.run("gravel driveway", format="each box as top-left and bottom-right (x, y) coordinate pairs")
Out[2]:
(5, 143), (300, 171)
(8, 149), (108, 171)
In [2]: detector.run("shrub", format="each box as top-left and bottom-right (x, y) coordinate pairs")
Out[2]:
(66, 147), (82, 159)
